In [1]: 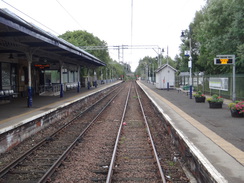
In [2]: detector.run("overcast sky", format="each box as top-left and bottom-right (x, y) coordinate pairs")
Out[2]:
(1, 0), (206, 71)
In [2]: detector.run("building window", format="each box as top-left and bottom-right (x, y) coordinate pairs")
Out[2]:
(1, 63), (11, 90)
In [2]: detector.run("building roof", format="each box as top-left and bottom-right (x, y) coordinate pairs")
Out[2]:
(0, 8), (106, 67)
(155, 64), (177, 73)
(179, 72), (190, 76)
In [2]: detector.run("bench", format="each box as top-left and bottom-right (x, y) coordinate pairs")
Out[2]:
(0, 90), (16, 100)
(66, 83), (78, 90)
(176, 88), (183, 93)
(176, 88), (191, 95)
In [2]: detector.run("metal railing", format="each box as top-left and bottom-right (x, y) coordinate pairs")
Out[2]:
(39, 84), (60, 94)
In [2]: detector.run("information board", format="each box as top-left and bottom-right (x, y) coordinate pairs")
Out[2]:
(209, 77), (228, 91)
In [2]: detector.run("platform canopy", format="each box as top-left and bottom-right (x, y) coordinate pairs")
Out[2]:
(0, 8), (106, 67)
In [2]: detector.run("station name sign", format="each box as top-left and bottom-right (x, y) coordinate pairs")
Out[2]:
(214, 55), (235, 65)
(34, 64), (50, 69)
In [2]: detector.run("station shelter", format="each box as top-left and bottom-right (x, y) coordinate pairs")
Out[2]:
(0, 9), (106, 107)
(155, 64), (177, 89)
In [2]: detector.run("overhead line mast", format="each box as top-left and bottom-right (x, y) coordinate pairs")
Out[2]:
(79, 45), (163, 63)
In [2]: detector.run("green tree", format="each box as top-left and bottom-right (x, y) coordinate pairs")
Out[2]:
(135, 55), (176, 79)
(181, 0), (244, 74)
(59, 30), (126, 79)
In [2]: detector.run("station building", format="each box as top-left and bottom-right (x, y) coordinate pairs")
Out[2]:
(0, 9), (106, 107)
(155, 64), (177, 89)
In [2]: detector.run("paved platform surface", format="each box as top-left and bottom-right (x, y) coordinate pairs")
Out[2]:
(138, 80), (244, 183)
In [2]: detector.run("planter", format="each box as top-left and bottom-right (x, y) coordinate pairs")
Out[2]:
(208, 101), (223, 108)
(230, 109), (244, 117)
(195, 97), (206, 103)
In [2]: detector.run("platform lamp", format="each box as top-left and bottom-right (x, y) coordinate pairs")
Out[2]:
(180, 30), (193, 99)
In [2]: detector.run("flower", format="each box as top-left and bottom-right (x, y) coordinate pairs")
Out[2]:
(228, 101), (244, 114)
(207, 94), (224, 103)
(193, 91), (205, 98)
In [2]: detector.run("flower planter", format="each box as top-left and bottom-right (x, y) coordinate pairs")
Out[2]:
(208, 102), (223, 108)
(230, 110), (244, 117)
(195, 97), (206, 103)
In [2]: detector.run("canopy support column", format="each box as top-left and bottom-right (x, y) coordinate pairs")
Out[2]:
(26, 52), (33, 107)
(60, 61), (64, 98)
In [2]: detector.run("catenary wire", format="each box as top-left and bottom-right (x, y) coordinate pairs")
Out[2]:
(1, 0), (61, 35)
(55, 0), (83, 30)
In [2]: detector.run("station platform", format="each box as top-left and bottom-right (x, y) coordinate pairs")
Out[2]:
(138, 80), (244, 183)
(0, 81), (121, 133)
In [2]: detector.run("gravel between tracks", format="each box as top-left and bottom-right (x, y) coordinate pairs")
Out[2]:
(52, 81), (189, 182)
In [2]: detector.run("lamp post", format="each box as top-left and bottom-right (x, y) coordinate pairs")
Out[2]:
(152, 47), (164, 85)
(181, 30), (193, 99)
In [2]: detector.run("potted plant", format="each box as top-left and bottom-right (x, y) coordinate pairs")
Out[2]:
(193, 91), (206, 103)
(206, 94), (224, 108)
(228, 101), (244, 117)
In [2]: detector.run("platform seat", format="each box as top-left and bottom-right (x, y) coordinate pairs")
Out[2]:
(0, 90), (16, 100)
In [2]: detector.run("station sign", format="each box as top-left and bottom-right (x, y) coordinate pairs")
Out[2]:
(214, 55), (235, 65)
(184, 50), (190, 56)
(34, 64), (50, 69)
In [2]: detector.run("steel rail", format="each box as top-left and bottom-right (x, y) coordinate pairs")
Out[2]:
(135, 82), (166, 183)
(106, 82), (132, 183)
(0, 84), (123, 181)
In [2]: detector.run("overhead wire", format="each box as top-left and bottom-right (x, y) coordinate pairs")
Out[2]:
(129, 0), (133, 66)
(55, 0), (83, 30)
(1, 0), (61, 35)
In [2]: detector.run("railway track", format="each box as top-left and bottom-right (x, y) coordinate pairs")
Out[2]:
(0, 81), (190, 182)
(106, 81), (166, 183)
(0, 83), (124, 183)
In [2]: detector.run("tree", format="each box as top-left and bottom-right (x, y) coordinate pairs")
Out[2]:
(134, 55), (176, 79)
(181, 0), (244, 74)
(59, 30), (126, 79)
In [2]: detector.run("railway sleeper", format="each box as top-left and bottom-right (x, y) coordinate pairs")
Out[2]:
(19, 163), (53, 167)
(114, 167), (157, 173)
(90, 177), (107, 182)
(118, 155), (154, 159)
(112, 176), (160, 182)
(92, 169), (108, 175)
(0, 181), (33, 183)
(8, 170), (46, 174)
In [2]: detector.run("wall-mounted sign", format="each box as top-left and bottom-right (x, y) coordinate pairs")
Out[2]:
(214, 55), (235, 65)
(184, 50), (190, 56)
(34, 64), (50, 69)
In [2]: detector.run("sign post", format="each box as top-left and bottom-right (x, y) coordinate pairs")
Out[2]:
(214, 55), (236, 101)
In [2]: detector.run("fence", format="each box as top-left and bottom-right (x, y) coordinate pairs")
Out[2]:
(39, 84), (60, 94)
(175, 74), (244, 101)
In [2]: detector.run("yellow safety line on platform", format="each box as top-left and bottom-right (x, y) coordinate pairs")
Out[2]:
(140, 82), (244, 165)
